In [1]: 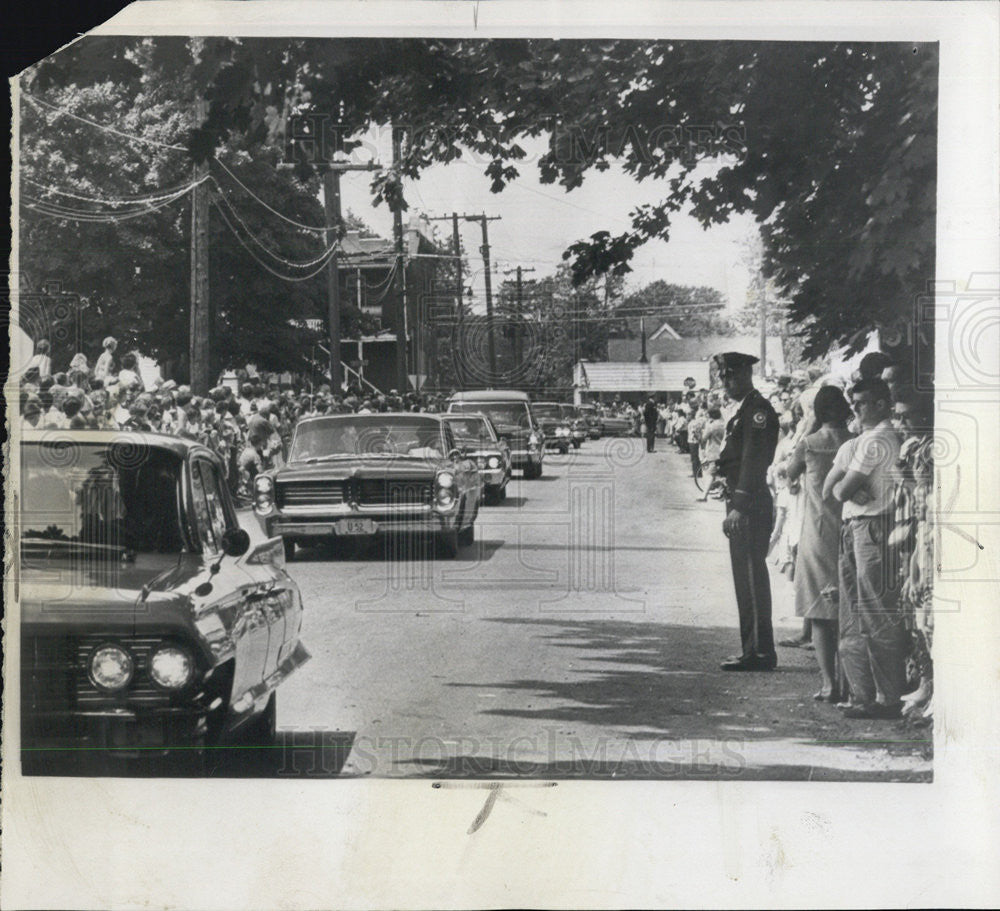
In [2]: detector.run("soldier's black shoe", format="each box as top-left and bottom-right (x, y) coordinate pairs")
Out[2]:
(720, 654), (777, 671)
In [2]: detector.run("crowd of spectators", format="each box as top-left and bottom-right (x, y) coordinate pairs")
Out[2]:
(15, 337), (452, 505)
(652, 354), (935, 723)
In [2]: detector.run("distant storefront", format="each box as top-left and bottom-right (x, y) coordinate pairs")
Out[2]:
(575, 333), (788, 404)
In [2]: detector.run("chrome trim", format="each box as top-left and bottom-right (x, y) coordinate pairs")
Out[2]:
(233, 642), (311, 713)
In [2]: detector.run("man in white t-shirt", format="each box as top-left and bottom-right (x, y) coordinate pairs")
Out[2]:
(823, 377), (905, 719)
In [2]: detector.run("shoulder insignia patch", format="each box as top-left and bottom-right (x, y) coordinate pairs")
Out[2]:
(752, 411), (767, 427)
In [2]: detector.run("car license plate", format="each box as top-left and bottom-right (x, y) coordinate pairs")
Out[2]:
(336, 518), (377, 536)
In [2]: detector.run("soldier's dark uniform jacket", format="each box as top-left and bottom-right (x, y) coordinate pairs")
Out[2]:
(716, 384), (780, 665)
(718, 389), (779, 512)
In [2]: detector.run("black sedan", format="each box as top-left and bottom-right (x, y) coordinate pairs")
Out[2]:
(254, 413), (482, 559)
(18, 430), (309, 774)
(532, 402), (573, 454)
(441, 412), (512, 504)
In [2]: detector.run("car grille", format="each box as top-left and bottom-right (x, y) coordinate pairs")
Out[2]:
(21, 634), (177, 712)
(21, 636), (77, 713)
(277, 480), (345, 508)
(75, 636), (172, 707)
(358, 479), (433, 506)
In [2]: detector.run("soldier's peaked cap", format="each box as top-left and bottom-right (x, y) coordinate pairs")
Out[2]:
(713, 351), (758, 370)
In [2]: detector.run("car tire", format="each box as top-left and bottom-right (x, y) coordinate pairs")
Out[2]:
(218, 692), (278, 774)
(559, 444), (569, 454)
(498, 483), (507, 501)
(439, 529), (459, 559)
(572, 440), (581, 449)
(458, 520), (474, 548)
(239, 692), (277, 746)
(523, 463), (540, 479)
(283, 538), (296, 562)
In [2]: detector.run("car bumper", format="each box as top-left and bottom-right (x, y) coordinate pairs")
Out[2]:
(263, 505), (462, 539)
(510, 449), (543, 469)
(544, 436), (571, 449)
(22, 705), (209, 759)
(480, 467), (506, 487)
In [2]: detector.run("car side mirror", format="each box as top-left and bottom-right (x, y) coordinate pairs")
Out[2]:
(221, 527), (251, 557)
(448, 448), (465, 461)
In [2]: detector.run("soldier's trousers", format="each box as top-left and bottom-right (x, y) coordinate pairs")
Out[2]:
(838, 515), (907, 705)
(727, 501), (776, 660)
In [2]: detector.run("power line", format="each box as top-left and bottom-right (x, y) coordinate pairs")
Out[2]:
(360, 258), (399, 291)
(21, 174), (207, 207)
(360, 260), (400, 305)
(212, 158), (332, 233)
(22, 185), (198, 223)
(213, 179), (395, 270)
(212, 186), (343, 268)
(211, 199), (340, 282)
(22, 92), (188, 152)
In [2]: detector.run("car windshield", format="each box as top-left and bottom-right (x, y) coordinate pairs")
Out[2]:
(289, 416), (447, 461)
(533, 404), (561, 420)
(443, 417), (495, 446)
(20, 440), (185, 556)
(450, 402), (533, 430)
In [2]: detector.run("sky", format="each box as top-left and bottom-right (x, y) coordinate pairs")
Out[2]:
(335, 133), (760, 316)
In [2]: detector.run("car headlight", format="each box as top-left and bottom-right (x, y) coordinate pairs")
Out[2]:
(435, 470), (456, 509)
(254, 475), (274, 512)
(149, 644), (195, 690)
(487, 455), (501, 469)
(556, 426), (570, 436)
(89, 644), (134, 692)
(528, 432), (541, 447)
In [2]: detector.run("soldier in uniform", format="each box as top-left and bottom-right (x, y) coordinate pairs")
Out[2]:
(714, 351), (780, 671)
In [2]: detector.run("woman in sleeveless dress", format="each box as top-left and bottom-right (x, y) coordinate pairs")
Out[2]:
(786, 385), (854, 701)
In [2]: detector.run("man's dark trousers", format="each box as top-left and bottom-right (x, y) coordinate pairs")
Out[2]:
(727, 497), (776, 661)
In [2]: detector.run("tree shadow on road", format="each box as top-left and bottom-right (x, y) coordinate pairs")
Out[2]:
(446, 616), (932, 756)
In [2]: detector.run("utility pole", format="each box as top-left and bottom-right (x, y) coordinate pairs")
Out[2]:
(466, 213), (501, 378)
(502, 265), (535, 366)
(430, 213), (502, 384)
(391, 128), (408, 393)
(432, 212), (500, 378)
(189, 97), (210, 395)
(452, 213), (463, 388)
(322, 160), (379, 392)
(323, 167), (341, 393)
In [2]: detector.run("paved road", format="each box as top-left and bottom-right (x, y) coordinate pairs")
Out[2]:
(265, 437), (930, 781)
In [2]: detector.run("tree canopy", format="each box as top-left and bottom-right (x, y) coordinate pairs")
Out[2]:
(616, 281), (730, 338)
(27, 37), (936, 364)
(20, 39), (332, 376)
